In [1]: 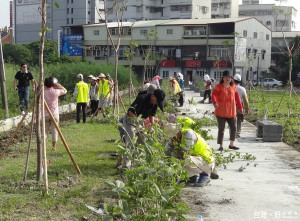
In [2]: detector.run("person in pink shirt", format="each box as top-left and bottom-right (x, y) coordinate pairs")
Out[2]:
(44, 77), (67, 150)
(212, 71), (243, 151)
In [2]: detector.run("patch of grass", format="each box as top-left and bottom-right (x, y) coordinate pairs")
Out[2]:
(0, 120), (120, 220)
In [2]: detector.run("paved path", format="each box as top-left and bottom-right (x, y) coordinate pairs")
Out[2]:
(178, 89), (300, 221)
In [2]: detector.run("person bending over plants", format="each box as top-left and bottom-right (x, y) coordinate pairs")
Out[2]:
(166, 116), (218, 187)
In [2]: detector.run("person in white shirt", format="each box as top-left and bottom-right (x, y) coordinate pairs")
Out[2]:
(233, 74), (249, 138)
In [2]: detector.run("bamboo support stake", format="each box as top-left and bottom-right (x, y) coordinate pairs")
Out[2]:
(118, 91), (126, 113)
(44, 101), (82, 175)
(0, 96), (37, 160)
(23, 94), (36, 181)
(41, 89), (48, 190)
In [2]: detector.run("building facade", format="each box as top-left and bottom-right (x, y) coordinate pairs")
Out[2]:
(211, 0), (239, 18)
(239, 4), (297, 31)
(82, 17), (271, 84)
(12, 0), (104, 45)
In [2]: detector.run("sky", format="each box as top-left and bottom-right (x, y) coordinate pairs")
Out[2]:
(0, 0), (300, 29)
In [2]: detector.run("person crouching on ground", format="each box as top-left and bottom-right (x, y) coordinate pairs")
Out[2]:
(212, 70), (243, 151)
(44, 77), (67, 150)
(97, 73), (112, 117)
(74, 74), (89, 123)
(167, 116), (216, 187)
(169, 77), (184, 107)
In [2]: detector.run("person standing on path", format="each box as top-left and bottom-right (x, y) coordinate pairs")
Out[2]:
(97, 73), (112, 117)
(212, 70), (243, 151)
(200, 74), (212, 104)
(14, 63), (36, 115)
(74, 74), (89, 123)
(169, 77), (184, 107)
(44, 77), (67, 150)
(89, 77), (99, 116)
(233, 74), (249, 138)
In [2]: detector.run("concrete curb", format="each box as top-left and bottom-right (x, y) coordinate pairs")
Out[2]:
(0, 103), (76, 133)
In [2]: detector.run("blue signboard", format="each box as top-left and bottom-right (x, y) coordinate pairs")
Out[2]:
(60, 34), (83, 57)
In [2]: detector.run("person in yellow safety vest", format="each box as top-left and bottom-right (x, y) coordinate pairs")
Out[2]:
(73, 73), (89, 123)
(169, 77), (184, 107)
(97, 73), (113, 117)
(170, 116), (217, 187)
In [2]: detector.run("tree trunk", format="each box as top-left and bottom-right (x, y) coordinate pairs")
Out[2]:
(114, 49), (119, 117)
(129, 61), (132, 105)
(288, 56), (293, 97)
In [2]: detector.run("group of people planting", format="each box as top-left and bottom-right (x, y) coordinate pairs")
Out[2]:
(14, 64), (248, 187)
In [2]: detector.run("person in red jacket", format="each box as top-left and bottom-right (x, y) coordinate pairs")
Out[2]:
(212, 70), (243, 151)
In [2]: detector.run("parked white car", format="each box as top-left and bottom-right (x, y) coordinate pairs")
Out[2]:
(263, 78), (283, 87)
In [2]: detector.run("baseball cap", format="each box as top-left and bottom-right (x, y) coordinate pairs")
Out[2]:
(233, 74), (241, 82)
(153, 89), (165, 112)
(222, 70), (232, 77)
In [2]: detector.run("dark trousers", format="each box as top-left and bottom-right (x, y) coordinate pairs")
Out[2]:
(236, 106), (243, 136)
(203, 89), (211, 102)
(76, 103), (87, 123)
(18, 87), (29, 111)
(178, 92), (184, 106)
(216, 116), (236, 144)
(90, 100), (99, 115)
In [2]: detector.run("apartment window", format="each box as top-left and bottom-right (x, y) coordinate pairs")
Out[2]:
(266, 21), (271, 25)
(71, 18), (73, 24)
(161, 0), (163, 4)
(209, 45), (228, 59)
(67, 0), (69, 3)
(276, 20), (289, 27)
(243, 30), (247, 37)
(67, 8), (69, 14)
(88, 1), (90, 4)
(167, 29), (173, 35)
(266, 34), (270, 41)
(94, 30), (100, 35)
(162, 71), (169, 78)
(253, 32), (258, 39)
(88, 11), (91, 15)
(140, 29), (148, 35)
(71, 8), (73, 14)
(136, 6), (142, 12)
(67, 19), (69, 24)
(71, 0), (73, 3)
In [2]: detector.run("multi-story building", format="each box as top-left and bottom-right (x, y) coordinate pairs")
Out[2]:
(239, 4), (298, 31)
(106, 0), (212, 22)
(242, 0), (261, 4)
(270, 31), (300, 78)
(211, 0), (239, 18)
(12, 0), (104, 45)
(82, 17), (271, 84)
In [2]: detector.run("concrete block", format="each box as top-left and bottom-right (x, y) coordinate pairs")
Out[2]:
(256, 120), (283, 142)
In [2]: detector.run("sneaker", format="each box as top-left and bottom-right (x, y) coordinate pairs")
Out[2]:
(229, 145), (239, 150)
(218, 147), (223, 151)
(186, 175), (198, 183)
(21, 111), (25, 115)
(199, 100), (204, 104)
(194, 173), (211, 187)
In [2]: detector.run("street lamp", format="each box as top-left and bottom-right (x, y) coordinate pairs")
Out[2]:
(195, 52), (199, 75)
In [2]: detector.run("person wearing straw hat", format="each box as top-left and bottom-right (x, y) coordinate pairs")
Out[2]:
(97, 73), (112, 117)
(74, 73), (89, 123)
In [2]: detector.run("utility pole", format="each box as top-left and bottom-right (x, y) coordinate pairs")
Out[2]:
(0, 30), (9, 119)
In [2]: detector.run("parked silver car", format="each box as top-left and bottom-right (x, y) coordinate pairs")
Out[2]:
(263, 78), (283, 87)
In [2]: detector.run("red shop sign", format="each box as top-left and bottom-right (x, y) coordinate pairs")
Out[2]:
(159, 60), (176, 67)
(213, 60), (227, 68)
(185, 60), (202, 68)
